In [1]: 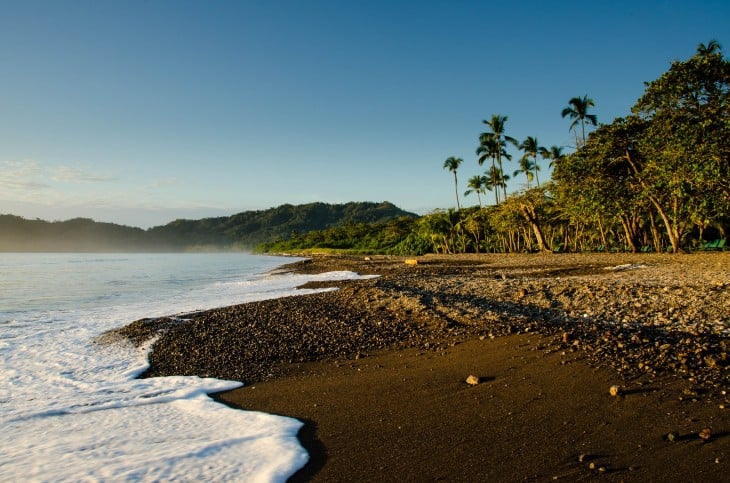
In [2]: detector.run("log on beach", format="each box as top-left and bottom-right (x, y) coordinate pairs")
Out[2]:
(109, 253), (730, 481)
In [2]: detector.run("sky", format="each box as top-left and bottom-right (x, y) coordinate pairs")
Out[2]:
(1, 1), (728, 228)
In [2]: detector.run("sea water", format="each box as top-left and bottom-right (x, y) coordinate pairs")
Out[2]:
(0, 253), (372, 482)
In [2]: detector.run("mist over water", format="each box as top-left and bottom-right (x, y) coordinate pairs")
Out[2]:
(0, 253), (372, 481)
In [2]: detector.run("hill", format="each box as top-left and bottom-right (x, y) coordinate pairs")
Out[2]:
(0, 216), (165, 252)
(0, 202), (418, 252)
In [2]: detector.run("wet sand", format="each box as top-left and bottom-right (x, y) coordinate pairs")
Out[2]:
(218, 335), (727, 481)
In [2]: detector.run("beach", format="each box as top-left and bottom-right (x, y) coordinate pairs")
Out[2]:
(114, 252), (730, 481)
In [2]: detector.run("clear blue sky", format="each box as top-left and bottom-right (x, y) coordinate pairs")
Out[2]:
(1, 0), (728, 227)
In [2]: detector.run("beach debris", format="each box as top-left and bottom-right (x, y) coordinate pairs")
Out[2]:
(609, 385), (621, 397)
(404, 259), (419, 265)
(587, 461), (608, 473)
(465, 374), (480, 385)
(604, 263), (648, 271)
(699, 427), (713, 442)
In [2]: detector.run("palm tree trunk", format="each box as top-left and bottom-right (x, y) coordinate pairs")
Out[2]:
(453, 172), (460, 210)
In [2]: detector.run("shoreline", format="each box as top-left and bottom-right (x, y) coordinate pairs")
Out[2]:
(111, 252), (730, 481)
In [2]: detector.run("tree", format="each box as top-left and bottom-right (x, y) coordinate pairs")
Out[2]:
(477, 134), (501, 205)
(513, 156), (536, 189)
(501, 187), (553, 252)
(552, 118), (648, 253)
(697, 39), (722, 57)
(630, 47), (730, 252)
(561, 95), (598, 146)
(483, 166), (500, 205)
(464, 175), (487, 207)
(443, 156), (463, 210)
(480, 115), (518, 201)
(539, 145), (566, 169)
(494, 168), (511, 200)
(518, 136), (542, 186)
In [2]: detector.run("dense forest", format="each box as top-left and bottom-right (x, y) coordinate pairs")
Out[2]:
(261, 41), (729, 255)
(0, 202), (416, 252)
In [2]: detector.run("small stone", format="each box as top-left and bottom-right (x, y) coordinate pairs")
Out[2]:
(562, 332), (572, 343)
(665, 431), (679, 442)
(465, 375), (480, 385)
(699, 427), (712, 441)
(609, 385), (621, 397)
(578, 453), (587, 463)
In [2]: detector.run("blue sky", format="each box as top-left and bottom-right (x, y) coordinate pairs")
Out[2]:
(1, 0), (728, 228)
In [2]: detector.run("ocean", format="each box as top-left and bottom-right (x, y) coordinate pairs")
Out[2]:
(0, 253), (371, 482)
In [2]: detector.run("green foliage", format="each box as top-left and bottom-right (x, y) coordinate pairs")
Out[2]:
(257, 216), (421, 255)
(147, 201), (416, 249)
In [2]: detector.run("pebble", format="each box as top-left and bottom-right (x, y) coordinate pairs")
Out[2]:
(101, 254), (730, 395)
(465, 375), (480, 386)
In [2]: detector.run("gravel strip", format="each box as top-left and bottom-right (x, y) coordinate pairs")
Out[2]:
(103, 253), (730, 397)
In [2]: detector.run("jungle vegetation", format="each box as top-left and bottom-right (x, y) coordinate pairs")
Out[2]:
(261, 41), (729, 255)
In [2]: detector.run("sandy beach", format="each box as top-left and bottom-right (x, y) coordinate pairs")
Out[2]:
(112, 252), (730, 481)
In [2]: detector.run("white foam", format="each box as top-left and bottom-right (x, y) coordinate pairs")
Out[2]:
(0, 254), (375, 482)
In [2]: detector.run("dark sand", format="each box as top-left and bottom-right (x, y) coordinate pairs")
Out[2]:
(216, 337), (729, 482)
(216, 254), (729, 482)
(111, 253), (730, 481)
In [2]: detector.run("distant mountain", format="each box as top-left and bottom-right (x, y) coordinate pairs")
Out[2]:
(0, 215), (164, 252)
(0, 202), (418, 252)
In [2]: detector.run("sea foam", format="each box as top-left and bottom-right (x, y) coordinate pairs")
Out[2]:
(0, 253), (374, 482)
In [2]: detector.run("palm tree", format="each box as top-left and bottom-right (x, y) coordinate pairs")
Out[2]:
(480, 114), (518, 201)
(476, 134), (500, 206)
(697, 39), (722, 56)
(518, 136), (542, 186)
(494, 168), (510, 198)
(443, 156), (463, 210)
(539, 145), (566, 169)
(464, 175), (486, 207)
(485, 166), (501, 205)
(561, 96), (597, 147)
(514, 156), (536, 189)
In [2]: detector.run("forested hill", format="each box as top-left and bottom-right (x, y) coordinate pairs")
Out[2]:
(148, 201), (417, 248)
(0, 202), (418, 252)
